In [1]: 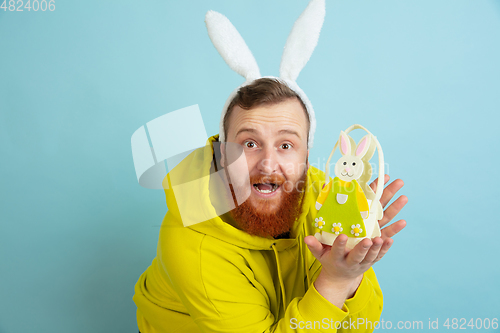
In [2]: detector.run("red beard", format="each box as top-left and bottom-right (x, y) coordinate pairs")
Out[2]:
(228, 171), (307, 239)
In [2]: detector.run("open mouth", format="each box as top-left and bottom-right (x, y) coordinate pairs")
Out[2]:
(341, 172), (353, 177)
(252, 183), (280, 194)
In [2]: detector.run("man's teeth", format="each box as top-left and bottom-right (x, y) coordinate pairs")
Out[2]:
(253, 183), (279, 193)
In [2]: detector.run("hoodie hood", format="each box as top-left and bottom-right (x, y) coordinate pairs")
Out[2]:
(161, 134), (324, 252)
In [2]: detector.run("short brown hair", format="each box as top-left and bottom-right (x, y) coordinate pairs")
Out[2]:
(223, 78), (309, 143)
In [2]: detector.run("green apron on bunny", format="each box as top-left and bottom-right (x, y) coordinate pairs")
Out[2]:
(314, 177), (369, 238)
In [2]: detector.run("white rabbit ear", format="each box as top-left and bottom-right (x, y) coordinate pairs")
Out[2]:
(339, 131), (351, 156)
(279, 0), (326, 82)
(355, 134), (371, 158)
(205, 10), (261, 81)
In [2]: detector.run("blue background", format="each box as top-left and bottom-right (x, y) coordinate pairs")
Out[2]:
(1, 0), (499, 332)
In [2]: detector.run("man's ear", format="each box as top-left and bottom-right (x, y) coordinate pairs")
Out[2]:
(306, 150), (310, 169)
(220, 142), (225, 168)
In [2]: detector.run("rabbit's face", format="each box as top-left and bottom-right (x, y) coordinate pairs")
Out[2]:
(335, 156), (364, 181)
(333, 131), (371, 182)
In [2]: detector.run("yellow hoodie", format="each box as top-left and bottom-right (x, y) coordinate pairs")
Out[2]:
(133, 134), (383, 332)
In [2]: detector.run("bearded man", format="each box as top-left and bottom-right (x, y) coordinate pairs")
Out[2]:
(133, 78), (407, 333)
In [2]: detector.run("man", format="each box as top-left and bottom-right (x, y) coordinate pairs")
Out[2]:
(133, 78), (407, 332)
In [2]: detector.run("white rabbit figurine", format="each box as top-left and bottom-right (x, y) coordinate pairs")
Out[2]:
(314, 127), (384, 249)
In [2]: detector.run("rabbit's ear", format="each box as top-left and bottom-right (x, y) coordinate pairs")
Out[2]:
(339, 131), (351, 156)
(279, 0), (326, 82)
(205, 11), (261, 81)
(355, 134), (371, 158)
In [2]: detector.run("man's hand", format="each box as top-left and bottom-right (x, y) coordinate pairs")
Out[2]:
(304, 175), (407, 309)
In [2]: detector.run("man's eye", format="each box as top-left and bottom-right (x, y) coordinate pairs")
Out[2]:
(245, 141), (255, 148)
(281, 143), (291, 150)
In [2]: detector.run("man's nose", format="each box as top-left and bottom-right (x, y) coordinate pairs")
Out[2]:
(257, 147), (279, 174)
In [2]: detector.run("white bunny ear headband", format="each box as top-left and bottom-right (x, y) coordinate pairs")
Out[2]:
(204, 0), (326, 149)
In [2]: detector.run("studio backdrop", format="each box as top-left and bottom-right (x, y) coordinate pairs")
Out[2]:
(0, 1), (499, 332)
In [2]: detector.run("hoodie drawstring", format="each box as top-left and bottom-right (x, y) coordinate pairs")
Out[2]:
(271, 243), (287, 314)
(271, 224), (312, 315)
(302, 221), (311, 290)
(304, 242), (311, 290)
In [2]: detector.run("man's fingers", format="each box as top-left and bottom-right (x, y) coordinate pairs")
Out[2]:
(331, 234), (348, 260)
(304, 235), (325, 260)
(369, 174), (390, 192)
(374, 238), (393, 262)
(379, 195), (408, 228)
(346, 239), (372, 265)
(381, 220), (407, 240)
(359, 237), (383, 265)
(379, 179), (404, 208)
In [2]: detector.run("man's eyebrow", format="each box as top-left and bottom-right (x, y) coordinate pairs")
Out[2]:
(277, 129), (301, 139)
(235, 128), (302, 139)
(235, 128), (258, 137)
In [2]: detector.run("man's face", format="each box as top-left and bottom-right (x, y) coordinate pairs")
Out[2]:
(221, 97), (310, 238)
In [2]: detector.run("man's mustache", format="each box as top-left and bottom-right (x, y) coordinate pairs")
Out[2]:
(249, 174), (286, 186)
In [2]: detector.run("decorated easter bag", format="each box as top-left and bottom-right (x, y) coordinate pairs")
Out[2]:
(314, 124), (384, 249)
